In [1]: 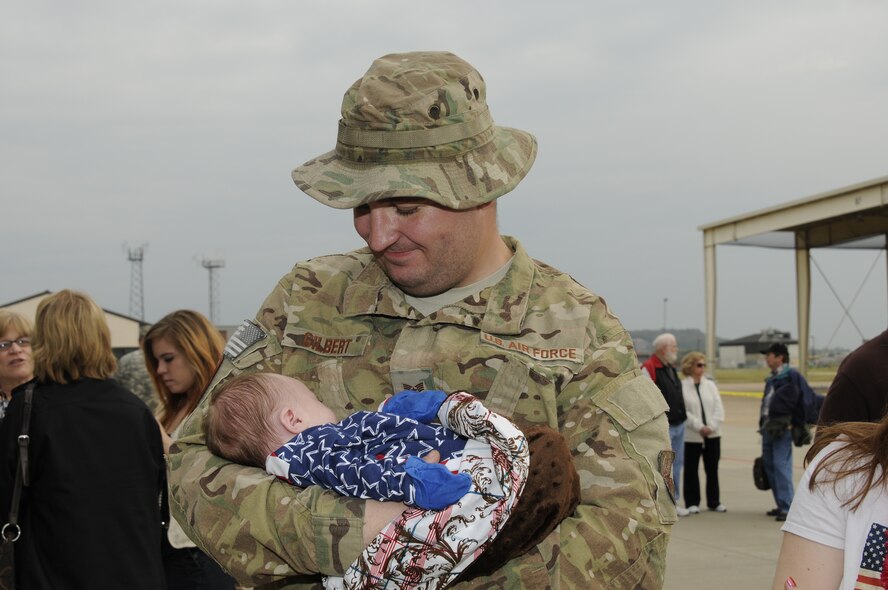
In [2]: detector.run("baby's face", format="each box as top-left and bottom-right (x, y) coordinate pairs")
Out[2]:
(280, 378), (337, 432)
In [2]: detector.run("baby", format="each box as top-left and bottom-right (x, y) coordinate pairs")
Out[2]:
(206, 373), (579, 588)
(208, 373), (478, 510)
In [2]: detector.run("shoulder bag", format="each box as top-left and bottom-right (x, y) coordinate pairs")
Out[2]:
(0, 383), (35, 590)
(753, 455), (770, 491)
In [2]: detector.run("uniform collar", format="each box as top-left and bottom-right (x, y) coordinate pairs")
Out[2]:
(341, 236), (532, 335)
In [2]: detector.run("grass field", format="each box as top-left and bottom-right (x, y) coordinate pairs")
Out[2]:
(713, 366), (838, 384)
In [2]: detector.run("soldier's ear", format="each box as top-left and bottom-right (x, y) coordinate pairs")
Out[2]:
(280, 407), (304, 435)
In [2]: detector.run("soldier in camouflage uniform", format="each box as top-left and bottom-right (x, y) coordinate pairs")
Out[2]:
(115, 324), (158, 412)
(168, 51), (676, 589)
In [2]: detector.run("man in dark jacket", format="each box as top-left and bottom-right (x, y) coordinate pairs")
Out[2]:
(759, 342), (811, 521)
(642, 333), (689, 515)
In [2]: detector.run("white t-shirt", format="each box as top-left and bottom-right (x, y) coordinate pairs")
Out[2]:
(167, 422), (196, 549)
(782, 441), (888, 589)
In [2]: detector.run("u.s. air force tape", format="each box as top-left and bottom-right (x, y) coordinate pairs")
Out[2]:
(223, 320), (267, 360)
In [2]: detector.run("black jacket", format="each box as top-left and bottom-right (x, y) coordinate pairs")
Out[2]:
(760, 366), (809, 428)
(641, 355), (687, 425)
(0, 378), (165, 590)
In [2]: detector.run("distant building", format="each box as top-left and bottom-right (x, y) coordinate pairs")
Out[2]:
(1, 290), (148, 357)
(717, 328), (799, 369)
(634, 337), (654, 361)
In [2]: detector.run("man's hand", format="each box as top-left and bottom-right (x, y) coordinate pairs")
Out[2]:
(362, 450), (441, 545)
(699, 425), (713, 438)
(762, 415), (792, 438)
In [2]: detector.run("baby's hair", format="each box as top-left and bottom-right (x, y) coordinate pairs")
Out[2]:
(206, 373), (289, 467)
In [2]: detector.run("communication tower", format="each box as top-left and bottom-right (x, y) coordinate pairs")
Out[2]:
(126, 244), (147, 320)
(200, 257), (225, 324)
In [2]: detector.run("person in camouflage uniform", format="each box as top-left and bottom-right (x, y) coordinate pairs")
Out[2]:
(168, 51), (676, 589)
(115, 324), (158, 412)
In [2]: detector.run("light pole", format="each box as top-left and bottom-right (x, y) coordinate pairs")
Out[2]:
(662, 297), (668, 331)
(200, 258), (225, 324)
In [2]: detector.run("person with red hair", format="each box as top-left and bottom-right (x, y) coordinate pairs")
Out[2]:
(143, 309), (235, 590)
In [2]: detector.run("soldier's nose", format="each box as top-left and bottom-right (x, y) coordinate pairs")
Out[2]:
(366, 209), (400, 252)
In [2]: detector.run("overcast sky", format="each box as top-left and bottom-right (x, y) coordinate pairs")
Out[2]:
(3, 1), (887, 351)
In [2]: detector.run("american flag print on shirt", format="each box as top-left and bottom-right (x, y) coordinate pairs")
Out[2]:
(856, 522), (888, 589)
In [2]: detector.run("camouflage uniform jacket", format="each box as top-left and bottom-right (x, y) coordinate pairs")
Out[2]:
(168, 236), (676, 589)
(115, 349), (158, 413)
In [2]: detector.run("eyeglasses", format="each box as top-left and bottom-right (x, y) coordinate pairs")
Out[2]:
(695, 363), (706, 368)
(0, 338), (31, 352)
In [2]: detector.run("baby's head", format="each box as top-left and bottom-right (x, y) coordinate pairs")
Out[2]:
(206, 373), (337, 467)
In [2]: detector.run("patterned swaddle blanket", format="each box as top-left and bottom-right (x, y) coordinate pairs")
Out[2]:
(328, 391), (529, 590)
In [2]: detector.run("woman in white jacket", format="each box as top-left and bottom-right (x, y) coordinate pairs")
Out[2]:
(680, 351), (727, 513)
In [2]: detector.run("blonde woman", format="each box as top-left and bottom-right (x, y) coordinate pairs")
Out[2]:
(0, 310), (34, 422)
(0, 290), (164, 589)
(680, 351), (726, 513)
(143, 309), (234, 590)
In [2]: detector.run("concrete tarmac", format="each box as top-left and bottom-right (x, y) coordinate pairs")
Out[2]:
(663, 392), (809, 590)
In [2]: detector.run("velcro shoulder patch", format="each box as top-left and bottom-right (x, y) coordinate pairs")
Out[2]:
(224, 320), (267, 360)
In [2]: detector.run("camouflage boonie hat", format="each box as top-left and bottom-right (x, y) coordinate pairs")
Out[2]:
(292, 51), (537, 210)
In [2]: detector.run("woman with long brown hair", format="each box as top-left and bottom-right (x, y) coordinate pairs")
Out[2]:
(143, 309), (235, 590)
(144, 310), (224, 438)
(0, 290), (164, 589)
(771, 413), (888, 589)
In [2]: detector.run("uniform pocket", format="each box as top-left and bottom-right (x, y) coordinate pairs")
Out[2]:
(593, 371), (676, 525)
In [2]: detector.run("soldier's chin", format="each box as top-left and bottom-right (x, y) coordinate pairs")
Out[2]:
(390, 276), (447, 298)
(395, 283), (437, 297)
